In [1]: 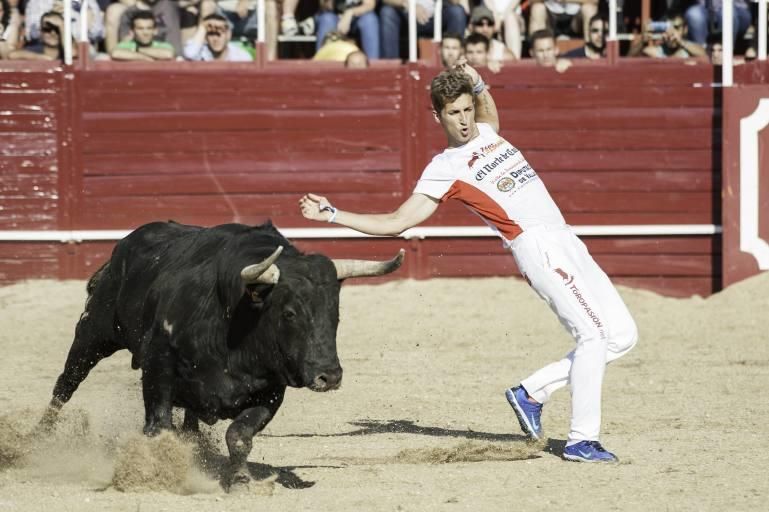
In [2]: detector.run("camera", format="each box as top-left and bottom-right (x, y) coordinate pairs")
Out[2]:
(647, 21), (671, 33)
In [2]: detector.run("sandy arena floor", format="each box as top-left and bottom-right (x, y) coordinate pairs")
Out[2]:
(1, 273), (768, 511)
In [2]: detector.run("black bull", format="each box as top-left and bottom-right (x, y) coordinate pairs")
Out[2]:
(39, 221), (404, 488)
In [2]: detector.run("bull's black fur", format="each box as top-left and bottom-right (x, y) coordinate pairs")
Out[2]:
(43, 221), (348, 489)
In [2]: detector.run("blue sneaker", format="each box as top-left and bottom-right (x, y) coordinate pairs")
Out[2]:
(505, 386), (543, 440)
(562, 441), (619, 463)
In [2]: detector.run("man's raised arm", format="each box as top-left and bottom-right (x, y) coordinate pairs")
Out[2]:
(456, 59), (500, 133)
(299, 193), (439, 236)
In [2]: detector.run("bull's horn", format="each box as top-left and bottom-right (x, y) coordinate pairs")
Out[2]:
(333, 249), (405, 280)
(241, 246), (283, 284)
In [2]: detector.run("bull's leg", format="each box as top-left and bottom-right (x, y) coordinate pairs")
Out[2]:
(181, 410), (200, 434)
(39, 318), (122, 431)
(224, 386), (285, 491)
(141, 333), (176, 436)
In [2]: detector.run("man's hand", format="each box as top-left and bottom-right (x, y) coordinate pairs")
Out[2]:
(337, 11), (353, 35)
(299, 193), (334, 222)
(236, 0), (250, 19)
(416, 4), (430, 25)
(454, 57), (481, 85)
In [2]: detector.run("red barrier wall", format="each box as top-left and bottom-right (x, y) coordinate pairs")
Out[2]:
(0, 60), (723, 297)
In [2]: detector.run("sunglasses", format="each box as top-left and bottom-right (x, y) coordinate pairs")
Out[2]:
(206, 31), (226, 37)
(42, 22), (60, 33)
(473, 20), (493, 27)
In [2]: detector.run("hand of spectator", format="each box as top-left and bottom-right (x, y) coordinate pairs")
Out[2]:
(416, 4), (430, 25)
(454, 57), (481, 86)
(236, 0), (251, 19)
(337, 10), (353, 35)
(487, 59), (502, 74)
(555, 58), (571, 73)
(299, 194), (334, 222)
(51, 0), (65, 14)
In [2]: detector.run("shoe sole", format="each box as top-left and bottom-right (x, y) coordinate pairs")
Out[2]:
(562, 453), (619, 463)
(505, 388), (541, 440)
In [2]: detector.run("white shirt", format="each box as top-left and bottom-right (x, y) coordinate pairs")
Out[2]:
(183, 41), (253, 61)
(414, 123), (565, 244)
(544, 0), (580, 16)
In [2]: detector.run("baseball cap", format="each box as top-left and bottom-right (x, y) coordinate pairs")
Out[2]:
(470, 6), (494, 25)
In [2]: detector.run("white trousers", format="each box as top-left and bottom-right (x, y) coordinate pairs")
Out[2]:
(510, 225), (638, 443)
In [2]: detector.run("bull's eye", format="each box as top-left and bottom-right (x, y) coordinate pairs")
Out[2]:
(283, 308), (297, 320)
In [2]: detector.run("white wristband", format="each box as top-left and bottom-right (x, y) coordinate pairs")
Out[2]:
(473, 78), (486, 95)
(321, 205), (338, 223)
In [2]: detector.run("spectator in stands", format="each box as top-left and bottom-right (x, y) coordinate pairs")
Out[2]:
(0, 0), (23, 59)
(8, 11), (69, 60)
(216, 0), (257, 42)
(628, 10), (705, 59)
(562, 13), (605, 59)
(465, 32), (501, 72)
(685, 0), (751, 46)
(379, 0), (468, 60)
(111, 10), (175, 60)
(440, 32), (463, 68)
(315, 0), (379, 59)
(345, 49), (368, 67)
(312, 29), (361, 60)
(470, 5), (515, 61)
(280, 0), (315, 36)
(707, 32), (722, 65)
(479, 0), (523, 59)
(25, 0), (104, 46)
(529, 29), (571, 72)
(183, 12), (253, 60)
(106, 0), (184, 55)
(528, 0), (597, 42)
(177, 0), (218, 43)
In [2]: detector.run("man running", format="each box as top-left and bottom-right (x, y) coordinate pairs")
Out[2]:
(298, 60), (638, 463)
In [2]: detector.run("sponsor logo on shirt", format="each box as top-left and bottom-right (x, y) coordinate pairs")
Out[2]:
(474, 147), (520, 181)
(497, 177), (516, 192)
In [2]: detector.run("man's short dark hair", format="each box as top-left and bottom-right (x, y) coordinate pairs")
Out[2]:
(442, 32), (465, 48)
(41, 10), (63, 22)
(203, 13), (230, 26)
(588, 14), (606, 27)
(430, 69), (473, 113)
(529, 29), (555, 47)
(130, 10), (156, 29)
(663, 9), (684, 22)
(465, 32), (489, 51)
(706, 31), (722, 48)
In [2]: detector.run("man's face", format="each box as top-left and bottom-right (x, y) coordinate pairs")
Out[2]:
(440, 38), (462, 68)
(471, 17), (494, 40)
(531, 37), (557, 67)
(588, 19), (606, 50)
(465, 42), (487, 68)
(436, 93), (477, 148)
(132, 19), (157, 46)
(40, 16), (62, 48)
(663, 16), (686, 49)
(710, 43), (723, 65)
(205, 20), (231, 54)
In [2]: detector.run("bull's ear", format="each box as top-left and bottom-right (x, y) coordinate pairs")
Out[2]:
(246, 283), (273, 308)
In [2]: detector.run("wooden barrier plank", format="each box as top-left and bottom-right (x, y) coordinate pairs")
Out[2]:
(539, 171), (716, 192)
(0, 173), (58, 193)
(0, 258), (60, 282)
(492, 87), (714, 109)
(83, 151), (401, 175)
(82, 110), (401, 133)
(0, 113), (56, 132)
(495, 108), (718, 131)
(83, 129), (402, 154)
(82, 90), (402, 112)
(0, 156), (57, 175)
(83, 171), (402, 196)
(0, 93), (58, 112)
(550, 191), (713, 213)
(494, 129), (715, 151)
(0, 133), (58, 157)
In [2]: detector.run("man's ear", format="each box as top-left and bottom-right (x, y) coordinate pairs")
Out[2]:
(432, 110), (440, 124)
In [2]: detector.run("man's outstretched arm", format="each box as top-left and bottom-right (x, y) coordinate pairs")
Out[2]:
(299, 193), (439, 236)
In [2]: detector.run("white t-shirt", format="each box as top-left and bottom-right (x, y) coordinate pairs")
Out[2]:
(544, 0), (580, 16)
(414, 123), (565, 245)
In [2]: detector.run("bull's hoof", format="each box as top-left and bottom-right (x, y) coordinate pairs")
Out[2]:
(225, 470), (252, 493)
(142, 422), (173, 437)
